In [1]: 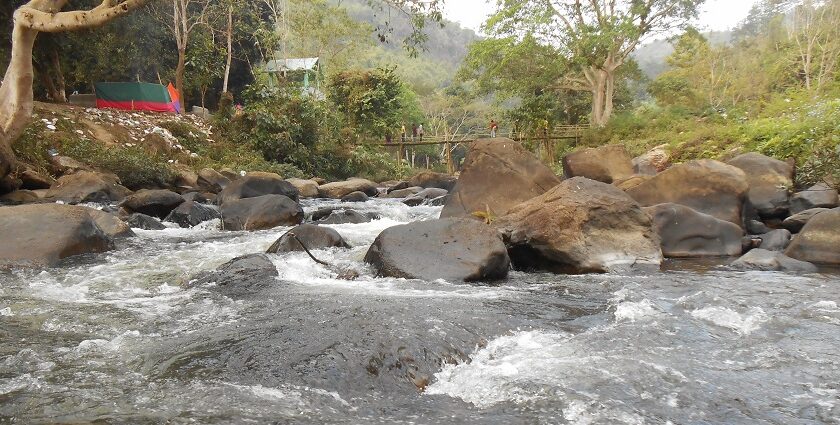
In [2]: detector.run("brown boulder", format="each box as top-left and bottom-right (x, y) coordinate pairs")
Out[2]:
(785, 208), (840, 265)
(267, 224), (350, 253)
(0, 190), (40, 205)
(632, 144), (671, 175)
(318, 178), (379, 199)
(46, 171), (131, 204)
(220, 194), (303, 231)
(727, 152), (793, 218)
(217, 172), (300, 204)
(644, 203), (743, 258)
(562, 144), (634, 183)
(197, 168), (232, 193)
(625, 159), (749, 226)
(408, 171), (457, 191)
(285, 178), (319, 198)
(0, 204), (116, 267)
(120, 189), (185, 219)
(87, 209), (135, 238)
(495, 177), (662, 274)
(20, 168), (54, 190)
(441, 138), (561, 219)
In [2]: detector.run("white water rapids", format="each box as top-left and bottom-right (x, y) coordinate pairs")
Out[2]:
(1, 198), (839, 424)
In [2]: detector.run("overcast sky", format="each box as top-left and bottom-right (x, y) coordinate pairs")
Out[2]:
(444, 0), (759, 34)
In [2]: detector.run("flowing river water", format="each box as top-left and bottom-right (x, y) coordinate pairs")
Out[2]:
(1, 199), (839, 424)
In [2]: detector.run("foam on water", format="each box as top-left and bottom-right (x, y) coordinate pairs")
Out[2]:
(690, 306), (769, 335)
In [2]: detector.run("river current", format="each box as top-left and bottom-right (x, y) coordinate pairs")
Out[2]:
(1, 199), (838, 424)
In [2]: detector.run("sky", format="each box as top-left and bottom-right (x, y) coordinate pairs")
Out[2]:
(444, 0), (759, 34)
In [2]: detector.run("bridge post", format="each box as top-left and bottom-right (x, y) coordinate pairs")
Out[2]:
(445, 129), (454, 174)
(397, 142), (404, 164)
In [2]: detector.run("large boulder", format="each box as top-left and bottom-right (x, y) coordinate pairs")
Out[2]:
(408, 171), (457, 191)
(318, 178), (378, 199)
(285, 178), (319, 199)
(217, 172), (299, 205)
(441, 138), (561, 219)
(19, 168), (54, 190)
(732, 249), (818, 273)
(165, 201), (221, 228)
(625, 159), (749, 226)
(120, 189), (185, 219)
(189, 254), (279, 298)
(632, 144), (671, 175)
(0, 204), (115, 267)
(45, 171), (131, 204)
(364, 218), (510, 282)
(197, 168), (231, 194)
(643, 203), (743, 258)
(220, 195), (303, 231)
(785, 209), (840, 265)
(127, 213), (167, 230)
(495, 177), (662, 274)
(789, 183), (839, 214)
(727, 152), (794, 218)
(781, 208), (830, 233)
(403, 188), (448, 207)
(266, 224), (350, 254)
(756, 229), (792, 252)
(562, 144), (634, 183)
(170, 165), (198, 191)
(341, 191), (369, 203)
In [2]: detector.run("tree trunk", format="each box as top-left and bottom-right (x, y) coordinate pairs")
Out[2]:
(176, 47), (187, 110)
(49, 47), (67, 103)
(222, 5), (232, 94)
(0, 22), (38, 178)
(589, 68), (616, 128)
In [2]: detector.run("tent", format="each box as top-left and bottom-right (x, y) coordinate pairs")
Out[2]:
(94, 82), (181, 113)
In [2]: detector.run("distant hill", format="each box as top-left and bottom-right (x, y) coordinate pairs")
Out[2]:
(633, 31), (733, 79)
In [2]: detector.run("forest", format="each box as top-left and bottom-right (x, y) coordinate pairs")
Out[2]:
(0, 0), (838, 187)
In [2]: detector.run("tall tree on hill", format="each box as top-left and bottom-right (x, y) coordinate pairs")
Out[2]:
(485, 0), (705, 127)
(0, 0), (152, 181)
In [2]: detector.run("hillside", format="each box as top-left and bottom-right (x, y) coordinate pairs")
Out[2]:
(633, 31), (733, 78)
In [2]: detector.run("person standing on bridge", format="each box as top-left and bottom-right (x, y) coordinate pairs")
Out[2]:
(401, 124), (407, 143)
(418, 123), (424, 142)
(412, 123), (418, 142)
(489, 119), (498, 138)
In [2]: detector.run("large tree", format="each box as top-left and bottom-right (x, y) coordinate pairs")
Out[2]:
(486, 0), (705, 127)
(0, 0), (152, 179)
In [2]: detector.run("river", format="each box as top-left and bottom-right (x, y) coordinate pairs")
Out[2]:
(1, 198), (839, 424)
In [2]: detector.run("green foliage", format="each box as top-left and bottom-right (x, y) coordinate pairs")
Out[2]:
(327, 67), (411, 140)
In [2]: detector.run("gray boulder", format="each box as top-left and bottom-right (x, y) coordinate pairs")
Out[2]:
(220, 194), (303, 231)
(311, 208), (375, 225)
(217, 172), (299, 205)
(496, 177), (662, 274)
(732, 249), (818, 273)
(189, 254), (279, 298)
(267, 224), (350, 253)
(781, 208), (830, 233)
(756, 229), (792, 251)
(789, 183), (839, 214)
(341, 191), (369, 203)
(384, 186), (423, 198)
(785, 208), (840, 265)
(120, 189), (185, 219)
(0, 204), (115, 267)
(127, 213), (167, 230)
(165, 201), (221, 228)
(644, 203), (743, 258)
(727, 152), (794, 218)
(364, 218), (510, 282)
(404, 188), (448, 207)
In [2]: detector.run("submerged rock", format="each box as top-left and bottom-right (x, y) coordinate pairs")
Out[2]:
(625, 159), (749, 226)
(364, 218), (510, 282)
(644, 203), (743, 258)
(127, 213), (167, 230)
(789, 183), (839, 214)
(267, 224), (350, 254)
(727, 152), (793, 218)
(562, 144), (634, 183)
(441, 138), (561, 220)
(0, 204), (115, 267)
(120, 189), (185, 219)
(732, 249), (818, 273)
(495, 177), (662, 274)
(785, 208), (840, 265)
(189, 253), (279, 297)
(217, 172), (300, 204)
(220, 194), (303, 231)
(165, 201), (221, 228)
(311, 208), (375, 225)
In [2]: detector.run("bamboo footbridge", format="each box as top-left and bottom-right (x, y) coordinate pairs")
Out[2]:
(373, 125), (588, 174)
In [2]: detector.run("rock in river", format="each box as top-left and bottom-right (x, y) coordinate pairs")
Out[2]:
(495, 177), (662, 274)
(220, 194), (303, 231)
(785, 208), (840, 265)
(727, 152), (793, 218)
(189, 254), (279, 298)
(217, 172), (300, 204)
(789, 183), (839, 214)
(562, 144), (634, 183)
(781, 208), (830, 233)
(732, 249), (818, 273)
(127, 213), (167, 230)
(644, 203), (743, 258)
(364, 218), (510, 282)
(165, 200), (221, 228)
(120, 189), (185, 219)
(46, 171), (131, 204)
(318, 178), (379, 199)
(267, 224), (350, 254)
(0, 204), (116, 267)
(441, 138), (561, 220)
